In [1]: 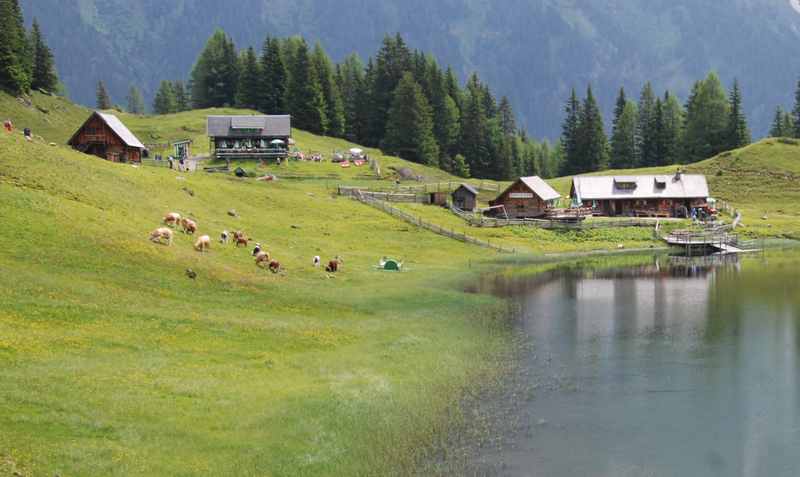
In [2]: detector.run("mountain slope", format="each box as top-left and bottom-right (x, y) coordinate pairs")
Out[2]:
(19, 0), (800, 138)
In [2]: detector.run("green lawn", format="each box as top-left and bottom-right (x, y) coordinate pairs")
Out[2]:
(1, 91), (798, 475)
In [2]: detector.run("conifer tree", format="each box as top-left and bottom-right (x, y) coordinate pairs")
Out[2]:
(769, 106), (786, 137)
(683, 72), (730, 162)
(190, 30), (239, 108)
(30, 19), (58, 91)
(96, 80), (111, 109)
(559, 88), (582, 176)
(451, 154), (470, 178)
(576, 85), (609, 172)
(126, 86), (145, 114)
(311, 42), (345, 137)
(783, 111), (795, 138)
(637, 82), (657, 167)
(793, 79), (800, 138)
(236, 46), (261, 109)
(338, 54), (366, 142)
(430, 70), (460, 158)
(367, 34), (411, 146)
(153, 80), (177, 114)
(660, 92), (684, 165)
(725, 79), (750, 149)
(610, 88), (638, 169)
(461, 74), (491, 177)
(258, 37), (287, 114)
(286, 39), (327, 134)
(173, 80), (189, 111)
(382, 72), (439, 166)
(498, 96), (517, 136)
(0, 0), (30, 93)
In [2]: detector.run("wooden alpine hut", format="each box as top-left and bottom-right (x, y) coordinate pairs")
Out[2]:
(451, 183), (479, 211)
(489, 176), (561, 218)
(207, 115), (291, 161)
(68, 111), (146, 163)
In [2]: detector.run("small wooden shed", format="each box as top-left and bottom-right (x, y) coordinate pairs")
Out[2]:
(452, 183), (479, 211)
(68, 111), (146, 163)
(489, 176), (561, 218)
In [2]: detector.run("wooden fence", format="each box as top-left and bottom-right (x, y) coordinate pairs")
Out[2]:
(450, 205), (660, 231)
(351, 194), (516, 253)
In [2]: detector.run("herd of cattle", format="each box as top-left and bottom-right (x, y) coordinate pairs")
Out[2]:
(149, 212), (343, 274)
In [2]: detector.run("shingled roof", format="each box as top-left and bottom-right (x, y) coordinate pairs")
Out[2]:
(207, 115), (291, 138)
(571, 174), (709, 201)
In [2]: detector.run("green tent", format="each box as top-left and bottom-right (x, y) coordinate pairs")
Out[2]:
(378, 258), (403, 271)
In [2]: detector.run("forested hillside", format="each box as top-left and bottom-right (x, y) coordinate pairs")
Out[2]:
(18, 0), (800, 138)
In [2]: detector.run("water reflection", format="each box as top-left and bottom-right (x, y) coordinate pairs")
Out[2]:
(471, 253), (800, 477)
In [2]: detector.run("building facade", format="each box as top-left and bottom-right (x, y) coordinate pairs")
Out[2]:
(68, 112), (145, 163)
(489, 176), (561, 218)
(207, 115), (291, 161)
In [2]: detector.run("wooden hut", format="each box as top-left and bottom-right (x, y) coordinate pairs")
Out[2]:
(207, 115), (291, 161)
(68, 111), (145, 163)
(489, 176), (561, 218)
(451, 183), (479, 211)
(570, 172), (710, 217)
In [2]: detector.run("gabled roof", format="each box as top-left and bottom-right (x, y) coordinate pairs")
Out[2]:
(496, 176), (560, 202)
(68, 111), (145, 149)
(571, 174), (709, 201)
(207, 115), (291, 137)
(454, 183), (479, 196)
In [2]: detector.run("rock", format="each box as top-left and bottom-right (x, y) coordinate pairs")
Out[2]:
(617, 244), (625, 249)
(185, 269), (197, 279)
(291, 224), (300, 229)
(761, 215), (768, 220)
(49, 142), (56, 146)
(228, 209), (238, 217)
(182, 187), (195, 197)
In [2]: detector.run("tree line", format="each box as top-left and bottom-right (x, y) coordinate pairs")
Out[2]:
(769, 79), (800, 139)
(180, 29), (558, 179)
(0, 0), (60, 95)
(559, 72), (756, 176)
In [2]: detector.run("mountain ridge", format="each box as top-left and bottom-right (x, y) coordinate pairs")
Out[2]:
(19, 0), (800, 138)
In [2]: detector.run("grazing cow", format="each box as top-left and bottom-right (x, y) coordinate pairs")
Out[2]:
(325, 257), (343, 273)
(194, 235), (211, 253)
(149, 227), (173, 245)
(313, 256), (321, 267)
(252, 243), (262, 256)
(233, 230), (245, 241)
(181, 218), (197, 235)
(235, 236), (249, 247)
(268, 260), (281, 273)
(163, 212), (181, 227)
(220, 230), (230, 244)
(254, 251), (271, 268)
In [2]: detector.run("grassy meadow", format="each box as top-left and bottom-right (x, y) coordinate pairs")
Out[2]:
(1, 91), (798, 475)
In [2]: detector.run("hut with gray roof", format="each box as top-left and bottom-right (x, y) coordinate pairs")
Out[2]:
(570, 171), (709, 217)
(451, 183), (479, 211)
(68, 111), (146, 163)
(207, 115), (291, 160)
(489, 176), (561, 218)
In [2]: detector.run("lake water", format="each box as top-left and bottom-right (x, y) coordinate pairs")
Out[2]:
(470, 252), (800, 477)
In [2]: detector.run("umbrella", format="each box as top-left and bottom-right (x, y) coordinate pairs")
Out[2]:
(270, 139), (286, 145)
(349, 148), (363, 155)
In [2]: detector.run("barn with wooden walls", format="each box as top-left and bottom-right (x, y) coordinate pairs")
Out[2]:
(68, 112), (146, 163)
(489, 176), (561, 218)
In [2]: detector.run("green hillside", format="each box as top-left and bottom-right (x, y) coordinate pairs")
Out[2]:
(0, 97), (508, 476)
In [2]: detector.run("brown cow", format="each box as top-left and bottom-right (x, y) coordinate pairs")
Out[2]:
(254, 251), (271, 268)
(325, 256), (343, 273)
(268, 260), (281, 274)
(180, 218), (198, 235)
(149, 227), (173, 245)
(194, 235), (211, 253)
(163, 212), (181, 228)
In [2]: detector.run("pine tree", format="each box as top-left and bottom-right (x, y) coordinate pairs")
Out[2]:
(559, 88), (582, 176)
(576, 85), (609, 172)
(430, 68), (460, 158)
(173, 80), (189, 111)
(451, 154), (470, 178)
(783, 111), (795, 138)
(126, 86), (145, 114)
(683, 72), (731, 162)
(726, 79), (751, 149)
(368, 34), (412, 146)
(0, 0), (30, 93)
(153, 80), (177, 114)
(338, 54), (366, 142)
(637, 82), (657, 167)
(610, 88), (638, 169)
(770, 106), (786, 137)
(461, 75), (491, 177)
(311, 42), (345, 136)
(661, 92), (684, 165)
(96, 80), (111, 109)
(381, 72), (439, 166)
(793, 79), (800, 139)
(190, 29), (239, 108)
(236, 46), (261, 109)
(498, 96), (517, 136)
(286, 39), (327, 134)
(30, 19), (58, 91)
(258, 36), (287, 114)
